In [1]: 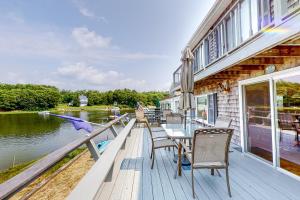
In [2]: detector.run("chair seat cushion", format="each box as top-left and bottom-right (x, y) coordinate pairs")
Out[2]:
(153, 139), (176, 148)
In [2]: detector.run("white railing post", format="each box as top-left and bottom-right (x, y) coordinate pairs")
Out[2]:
(110, 125), (118, 137)
(86, 139), (101, 161)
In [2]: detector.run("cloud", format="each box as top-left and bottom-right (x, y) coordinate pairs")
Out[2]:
(79, 8), (108, 23)
(57, 62), (119, 85)
(6, 12), (24, 24)
(57, 62), (146, 90)
(72, 27), (111, 48)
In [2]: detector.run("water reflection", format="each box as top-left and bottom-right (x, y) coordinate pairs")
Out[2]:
(0, 110), (132, 170)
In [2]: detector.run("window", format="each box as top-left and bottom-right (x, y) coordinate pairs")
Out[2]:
(250, 0), (259, 34)
(233, 7), (239, 47)
(225, 16), (233, 51)
(196, 93), (218, 124)
(240, 0), (251, 42)
(193, 47), (199, 72)
(196, 96), (208, 121)
(199, 43), (204, 69)
(216, 27), (222, 57)
(208, 93), (218, 124)
(261, 0), (271, 27)
(204, 38), (210, 65)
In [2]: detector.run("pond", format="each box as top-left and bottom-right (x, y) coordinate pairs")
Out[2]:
(0, 110), (133, 170)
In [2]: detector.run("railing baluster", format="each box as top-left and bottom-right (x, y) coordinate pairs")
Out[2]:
(86, 139), (101, 161)
(110, 125), (118, 137)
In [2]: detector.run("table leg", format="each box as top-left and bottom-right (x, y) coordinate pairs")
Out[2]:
(178, 142), (182, 176)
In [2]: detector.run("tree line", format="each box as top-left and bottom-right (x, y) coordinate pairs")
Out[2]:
(0, 84), (168, 111)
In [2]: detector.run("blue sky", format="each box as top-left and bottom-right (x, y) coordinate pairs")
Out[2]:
(0, 0), (215, 91)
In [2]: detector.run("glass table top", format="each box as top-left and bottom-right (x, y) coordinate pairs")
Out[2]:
(161, 123), (204, 139)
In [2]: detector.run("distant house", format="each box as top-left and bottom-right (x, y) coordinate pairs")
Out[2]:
(79, 95), (88, 107)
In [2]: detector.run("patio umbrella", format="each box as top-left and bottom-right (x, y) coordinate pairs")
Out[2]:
(179, 47), (195, 128)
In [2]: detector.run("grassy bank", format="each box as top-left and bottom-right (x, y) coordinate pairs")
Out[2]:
(0, 104), (133, 114)
(0, 147), (86, 184)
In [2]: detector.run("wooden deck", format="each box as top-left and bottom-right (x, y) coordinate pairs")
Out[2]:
(96, 128), (300, 200)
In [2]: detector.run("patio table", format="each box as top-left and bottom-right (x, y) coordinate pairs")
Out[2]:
(161, 123), (203, 176)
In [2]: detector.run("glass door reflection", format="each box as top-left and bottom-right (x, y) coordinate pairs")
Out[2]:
(275, 75), (300, 176)
(245, 81), (273, 162)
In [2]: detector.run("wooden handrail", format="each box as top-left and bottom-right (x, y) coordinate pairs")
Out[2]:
(0, 114), (128, 200)
(67, 118), (136, 200)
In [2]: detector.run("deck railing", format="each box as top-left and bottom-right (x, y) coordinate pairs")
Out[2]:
(0, 113), (134, 200)
(67, 118), (136, 200)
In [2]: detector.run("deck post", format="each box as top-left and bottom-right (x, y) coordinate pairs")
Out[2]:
(110, 125), (118, 137)
(86, 139), (101, 161)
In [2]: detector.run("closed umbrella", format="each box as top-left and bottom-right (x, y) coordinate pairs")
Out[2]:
(179, 47), (195, 128)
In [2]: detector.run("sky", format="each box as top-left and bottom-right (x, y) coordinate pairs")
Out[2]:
(0, 0), (215, 91)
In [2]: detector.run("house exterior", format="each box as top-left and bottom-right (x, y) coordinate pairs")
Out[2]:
(160, 96), (180, 113)
(79, 95), (88, 107)
(170, 0), (300, 179)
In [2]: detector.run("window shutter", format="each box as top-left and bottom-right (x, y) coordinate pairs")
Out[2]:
(208, 93), (218, 124)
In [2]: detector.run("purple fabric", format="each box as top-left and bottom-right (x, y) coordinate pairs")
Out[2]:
(50, 114), (93, 133)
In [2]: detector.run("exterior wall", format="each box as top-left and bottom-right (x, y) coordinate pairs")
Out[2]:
(194, 57), (300, 146)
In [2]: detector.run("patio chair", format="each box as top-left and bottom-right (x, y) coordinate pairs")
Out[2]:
(166, 113), (183, 124)
(161, 109), (172, 123)
(294, 122), (300, 146)
(144, 121), (177, 169)
(214, 117), (232, 128)
(135, 109), (148, 125)
(180, 128), (234, 198)
(278, 113), (295, 141)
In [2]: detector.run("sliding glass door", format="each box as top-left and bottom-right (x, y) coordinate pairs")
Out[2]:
(244, 81), (273, 163)
(275, 74), (300, 176)
(241, 68), (300, 178)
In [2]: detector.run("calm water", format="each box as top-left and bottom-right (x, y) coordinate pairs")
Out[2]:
(0, 110), (132, 170)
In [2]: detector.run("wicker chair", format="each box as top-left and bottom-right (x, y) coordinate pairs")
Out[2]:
(144, 121), (177, 169)
(181, 128), (234, 198)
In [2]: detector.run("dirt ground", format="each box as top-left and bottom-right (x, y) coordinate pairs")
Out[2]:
(11, 151), (95, 200)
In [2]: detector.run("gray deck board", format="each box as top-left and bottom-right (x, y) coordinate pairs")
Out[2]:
(97, 128), (300, 200)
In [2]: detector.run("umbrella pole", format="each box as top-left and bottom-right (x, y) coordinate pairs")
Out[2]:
(184, 110), (187, 129)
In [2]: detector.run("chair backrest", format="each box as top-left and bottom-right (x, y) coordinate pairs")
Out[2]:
(135, 109), (145, 121)
(192, 128), (233, 166)
(162, 109), (172, 118)
(144, 120), (155, 146)
(214, 117), (232, 128)
(166, 113), (183, 124)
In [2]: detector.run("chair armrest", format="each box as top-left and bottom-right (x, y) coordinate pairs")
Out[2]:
(152, 129), (166, 132)
(152, 136), (169, 140)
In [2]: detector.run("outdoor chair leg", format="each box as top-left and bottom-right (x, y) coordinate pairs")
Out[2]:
(225, 167), (232, 197)
(216, 169), (222, 177)
(150, 149), (153, 159)
(174, 163), (178, 179)
(151, 150), (155, 169)
(211, 169), (214, 176)
(192, 168), (195, 198)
